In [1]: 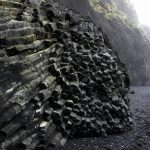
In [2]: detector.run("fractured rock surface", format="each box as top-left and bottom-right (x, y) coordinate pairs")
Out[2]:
(0, 0), (132, 149)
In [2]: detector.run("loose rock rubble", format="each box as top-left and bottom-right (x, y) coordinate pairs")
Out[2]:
(0, 0), (132, 149)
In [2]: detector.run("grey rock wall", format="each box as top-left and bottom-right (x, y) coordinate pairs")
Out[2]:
(0, 0), (131, 149)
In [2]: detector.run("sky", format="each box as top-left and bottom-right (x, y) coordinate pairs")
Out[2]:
(129, 0), (150, 26)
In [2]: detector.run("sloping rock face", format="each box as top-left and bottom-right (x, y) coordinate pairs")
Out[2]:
(0, 0), (132, 149)
(55, 0), (150, 85)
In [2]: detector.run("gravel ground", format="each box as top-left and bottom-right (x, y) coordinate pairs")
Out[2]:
(53, 86), (150, 150)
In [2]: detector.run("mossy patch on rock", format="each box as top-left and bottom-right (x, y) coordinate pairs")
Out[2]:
(89, 0), (136, 28)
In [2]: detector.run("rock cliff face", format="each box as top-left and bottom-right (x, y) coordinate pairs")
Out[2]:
(0, 0), (132, 149)
(55, 0), (150, 85)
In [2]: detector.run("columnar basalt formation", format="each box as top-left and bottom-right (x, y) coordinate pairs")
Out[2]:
(0, 0), (132, 149)
(55, 0), (150, 85)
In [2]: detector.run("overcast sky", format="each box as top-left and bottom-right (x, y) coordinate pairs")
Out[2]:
(129, 0), (150, 26)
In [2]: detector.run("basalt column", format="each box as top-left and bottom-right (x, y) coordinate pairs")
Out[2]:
(0, 0), (132, 149)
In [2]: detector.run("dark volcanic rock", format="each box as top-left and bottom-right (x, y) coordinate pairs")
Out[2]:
(0, 0), (131, 149)
(54, 0), (150, 85)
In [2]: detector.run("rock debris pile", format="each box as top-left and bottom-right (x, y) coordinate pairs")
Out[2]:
(0, 0), (132, 149)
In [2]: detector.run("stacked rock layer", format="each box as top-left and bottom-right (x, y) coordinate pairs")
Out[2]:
(0, 0), (132, 149)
